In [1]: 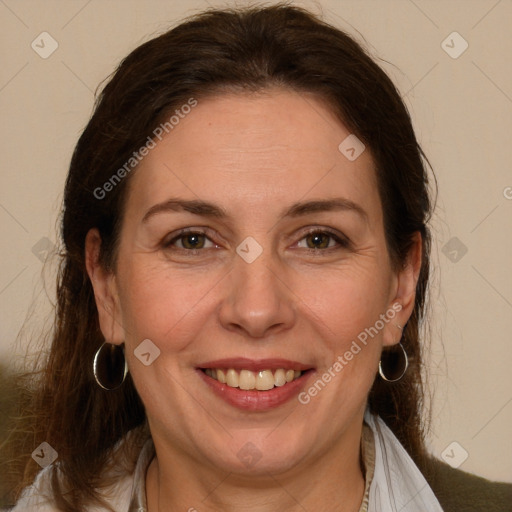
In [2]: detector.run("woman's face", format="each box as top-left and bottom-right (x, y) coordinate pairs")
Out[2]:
(88, 90), (419, 476)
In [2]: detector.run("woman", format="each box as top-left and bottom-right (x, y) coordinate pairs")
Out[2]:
(5, 4), (511, 512)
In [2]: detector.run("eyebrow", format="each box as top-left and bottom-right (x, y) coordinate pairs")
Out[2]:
(141, 197), (368, 223)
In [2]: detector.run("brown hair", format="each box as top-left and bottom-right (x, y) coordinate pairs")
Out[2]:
(3, 3), (435, 510)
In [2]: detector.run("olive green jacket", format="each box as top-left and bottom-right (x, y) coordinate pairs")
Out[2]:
(426, 458), (512, 511)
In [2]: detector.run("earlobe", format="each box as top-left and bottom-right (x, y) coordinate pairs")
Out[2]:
(85, 228), (125, 345)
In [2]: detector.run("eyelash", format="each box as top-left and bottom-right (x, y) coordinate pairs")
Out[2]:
(162, 227), (351, 256)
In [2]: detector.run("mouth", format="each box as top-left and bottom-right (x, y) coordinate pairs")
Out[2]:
(201, 367), (303, 390)
(197, 358), (315, 411)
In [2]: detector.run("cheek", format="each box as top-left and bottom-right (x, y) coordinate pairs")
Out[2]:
(296, 268), (387, 414)
(297, 262), (391, 342)
(117, 259), (221, 351)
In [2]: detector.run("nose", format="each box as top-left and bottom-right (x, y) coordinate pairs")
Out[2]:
(218, 249), (296, 339)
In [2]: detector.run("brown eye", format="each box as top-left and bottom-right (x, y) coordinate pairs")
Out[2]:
(296, 230), (349, 251)
(305, 232), (332, 249)
(164, 230), (216, 252)
(178, 233), (206, 250)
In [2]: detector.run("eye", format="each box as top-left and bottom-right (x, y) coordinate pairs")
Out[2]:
(295, 229), (350, 252)
(162, 227), (350, 255)
(163, 229), (217, 251)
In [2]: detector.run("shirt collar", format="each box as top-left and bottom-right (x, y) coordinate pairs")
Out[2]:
(127, 434), (154, 512)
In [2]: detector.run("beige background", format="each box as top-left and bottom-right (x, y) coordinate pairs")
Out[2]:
(1, 0), (511, 482)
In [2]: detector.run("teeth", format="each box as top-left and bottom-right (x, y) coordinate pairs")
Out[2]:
(274, 369), (286, 387)
(226, 369), (239, 387)
(256, 370), (274, 390)
(239, 370), (256, 390)
(204, 367), (304, 390)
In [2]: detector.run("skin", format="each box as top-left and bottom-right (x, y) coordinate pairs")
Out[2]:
(85, 89), (422, 512)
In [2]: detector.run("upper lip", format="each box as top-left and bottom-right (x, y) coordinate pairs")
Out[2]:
(198, 357), (313, 372)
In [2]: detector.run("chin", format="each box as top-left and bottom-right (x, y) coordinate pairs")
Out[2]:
(198, 428), (312, 476)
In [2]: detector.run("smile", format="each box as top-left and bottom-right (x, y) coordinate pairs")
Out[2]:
(202, 368), (303, 390)
(197, 358), (315, 411)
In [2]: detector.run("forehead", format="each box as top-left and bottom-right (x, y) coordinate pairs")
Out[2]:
(124, 90), (381, 222)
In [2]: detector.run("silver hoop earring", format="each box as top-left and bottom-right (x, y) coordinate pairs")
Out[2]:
(378, 342), (408, 382)
(93, 342), (128, 390)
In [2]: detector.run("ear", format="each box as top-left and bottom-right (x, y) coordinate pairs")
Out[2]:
(382, 231), (423, 347)
(85, 228), (125, 345)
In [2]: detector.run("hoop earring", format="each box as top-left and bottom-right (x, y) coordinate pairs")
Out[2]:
(378, 342), (408, 382)
(93, 342), (128, 390)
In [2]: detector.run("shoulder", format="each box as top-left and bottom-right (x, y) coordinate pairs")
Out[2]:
(7, 427), (147, 512)
(7, 465), (57, 511)
(424, 457), (512, 512)
(7, 463), (134, 512)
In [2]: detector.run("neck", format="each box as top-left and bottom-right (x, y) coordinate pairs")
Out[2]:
(146, 423), (366, 512)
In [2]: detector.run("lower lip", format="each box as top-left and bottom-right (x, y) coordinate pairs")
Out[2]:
(197, 369), (314, 411)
